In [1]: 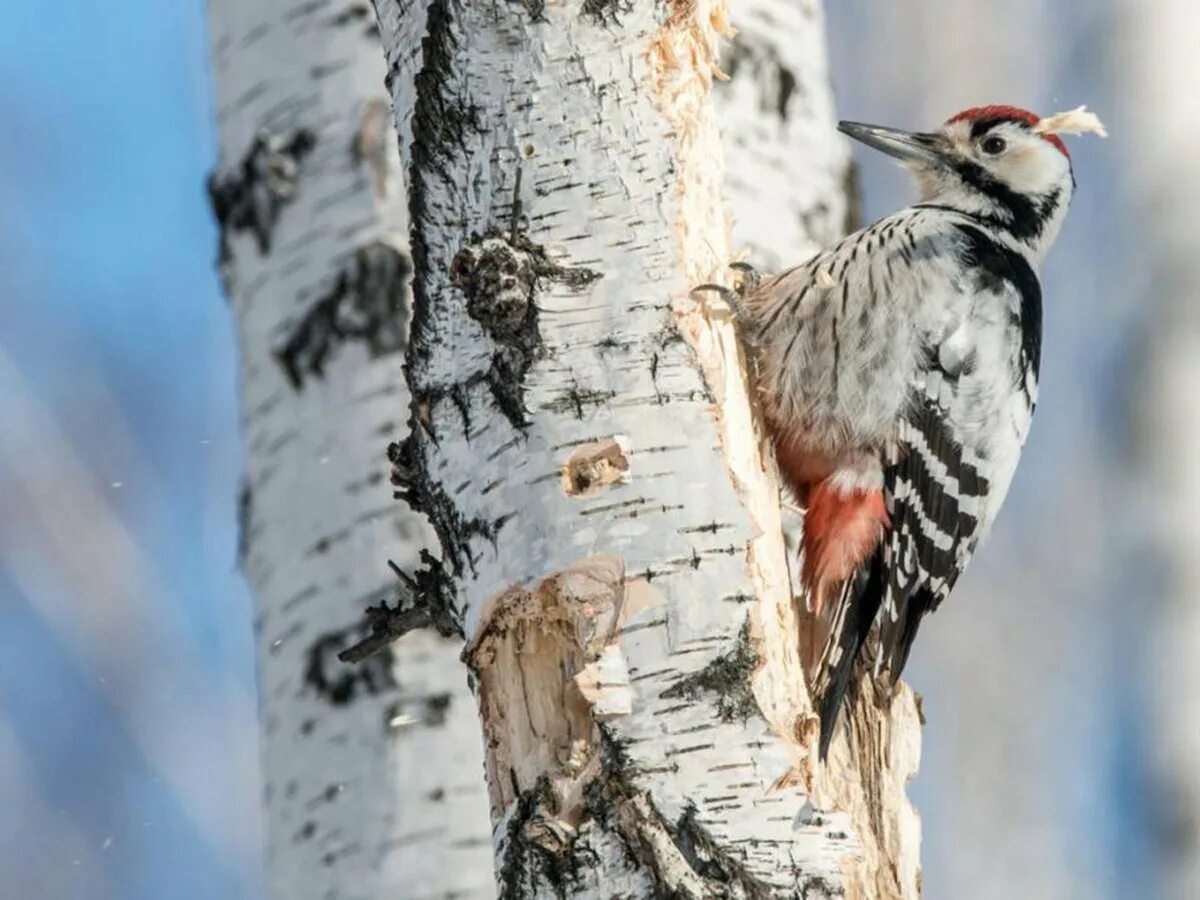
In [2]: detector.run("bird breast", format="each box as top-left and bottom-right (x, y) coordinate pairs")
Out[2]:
(750, 226), (964, 456)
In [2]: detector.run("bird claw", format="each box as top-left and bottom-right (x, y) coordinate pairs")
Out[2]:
(691, 282), (732, 300)
(729, 261), (762, 295)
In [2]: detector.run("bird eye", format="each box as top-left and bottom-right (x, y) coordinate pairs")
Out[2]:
(982, 135), (1007, 155)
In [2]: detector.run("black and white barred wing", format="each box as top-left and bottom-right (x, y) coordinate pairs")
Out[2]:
(876, 387), (990, 679)
(876, 224), (1042, 679)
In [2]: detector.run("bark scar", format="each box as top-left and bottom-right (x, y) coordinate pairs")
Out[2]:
(561, 435), (632, 497)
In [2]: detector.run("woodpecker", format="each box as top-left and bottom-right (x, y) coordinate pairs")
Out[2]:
(721, 105), (1105, 758)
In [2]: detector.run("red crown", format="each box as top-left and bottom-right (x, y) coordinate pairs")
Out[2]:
(946, 105), (1069, 158)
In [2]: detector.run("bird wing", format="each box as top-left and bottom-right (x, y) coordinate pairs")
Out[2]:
(874, 221), (1043, 679)
(875, 389), (990, 678)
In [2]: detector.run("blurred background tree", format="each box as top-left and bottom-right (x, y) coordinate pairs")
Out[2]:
(0, 0), (1174, 898)
(204, 0), (492, 897)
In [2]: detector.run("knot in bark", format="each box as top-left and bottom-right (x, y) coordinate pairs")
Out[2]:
(452, 235), (540, 339)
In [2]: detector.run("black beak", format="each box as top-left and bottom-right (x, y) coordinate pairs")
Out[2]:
(838, 121), (947, 166)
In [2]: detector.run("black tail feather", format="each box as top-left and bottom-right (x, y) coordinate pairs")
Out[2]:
(882, 587), (936, 681)
(817, 549), (886, 760)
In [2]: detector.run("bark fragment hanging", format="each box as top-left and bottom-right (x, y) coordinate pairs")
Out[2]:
(305, 614), (397, 705)
(336, 552), (462, 663)
(353, 98), (395, 198)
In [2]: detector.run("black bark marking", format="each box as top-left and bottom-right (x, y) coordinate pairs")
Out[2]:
(497, 729), (777, 898)
(800, 874), (845, 898)
(304, 619), (396, 706)
(724, 32), (800, 124)
(408, 5), (599, 451)
(406, 0), (477, 391)
(660, 618), (760, 723)
(389, 434), (500, 579)
(236, 481), (253, 565)
(423, 691), (452, 726)
(499, 778), (583, 899)
(592, 730), (773, 899)
(275, 241), (412, 390)
(519, 0), (547, 21)
(679, 520), (730, 535)
(207, 127), (316, 279)
(672, 803), (747, 888)
(330, 3), (369, 26)
(540, 383), (614, 419)
(581, 0), (632, 25)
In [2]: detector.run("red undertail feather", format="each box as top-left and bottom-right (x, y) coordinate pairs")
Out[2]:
(801, 479), (888, 615)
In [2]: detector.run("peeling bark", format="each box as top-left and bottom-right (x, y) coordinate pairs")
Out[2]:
(207, 2), (493, 896)
(366, 0), (920, 895)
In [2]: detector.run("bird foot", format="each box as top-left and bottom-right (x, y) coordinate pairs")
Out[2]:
(729, 260), (761, 296)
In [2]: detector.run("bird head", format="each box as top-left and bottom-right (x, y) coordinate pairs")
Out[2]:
(839, 105), (1106, 257)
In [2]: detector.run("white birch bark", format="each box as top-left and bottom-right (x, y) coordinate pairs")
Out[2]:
(206, 3), (492, 897)
(715, 0), (854, 271)
(368, 2), (920, 895)
(1125, 3), (1200, 896)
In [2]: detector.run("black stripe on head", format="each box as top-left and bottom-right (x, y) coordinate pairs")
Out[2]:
(952, 161), (1062, 242)
(967, 115), (1028, 141)
(950, 117), (1067, 240)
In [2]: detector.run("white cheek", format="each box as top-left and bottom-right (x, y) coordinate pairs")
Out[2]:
(997, 146), (1067, 194)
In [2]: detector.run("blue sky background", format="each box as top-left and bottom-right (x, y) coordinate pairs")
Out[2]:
(0, 2), (260, 898)
(0, 1), (1162, 898)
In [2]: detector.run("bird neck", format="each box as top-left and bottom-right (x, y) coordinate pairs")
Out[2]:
(922, 177), (1070, 261)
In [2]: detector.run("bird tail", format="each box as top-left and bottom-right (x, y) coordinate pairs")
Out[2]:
(790, 473), (890, 759)
(812, 548), (886, 760)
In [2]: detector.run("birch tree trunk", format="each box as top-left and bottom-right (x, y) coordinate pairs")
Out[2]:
(365, 2), (921, 895)
(206, 3), (492, 896)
